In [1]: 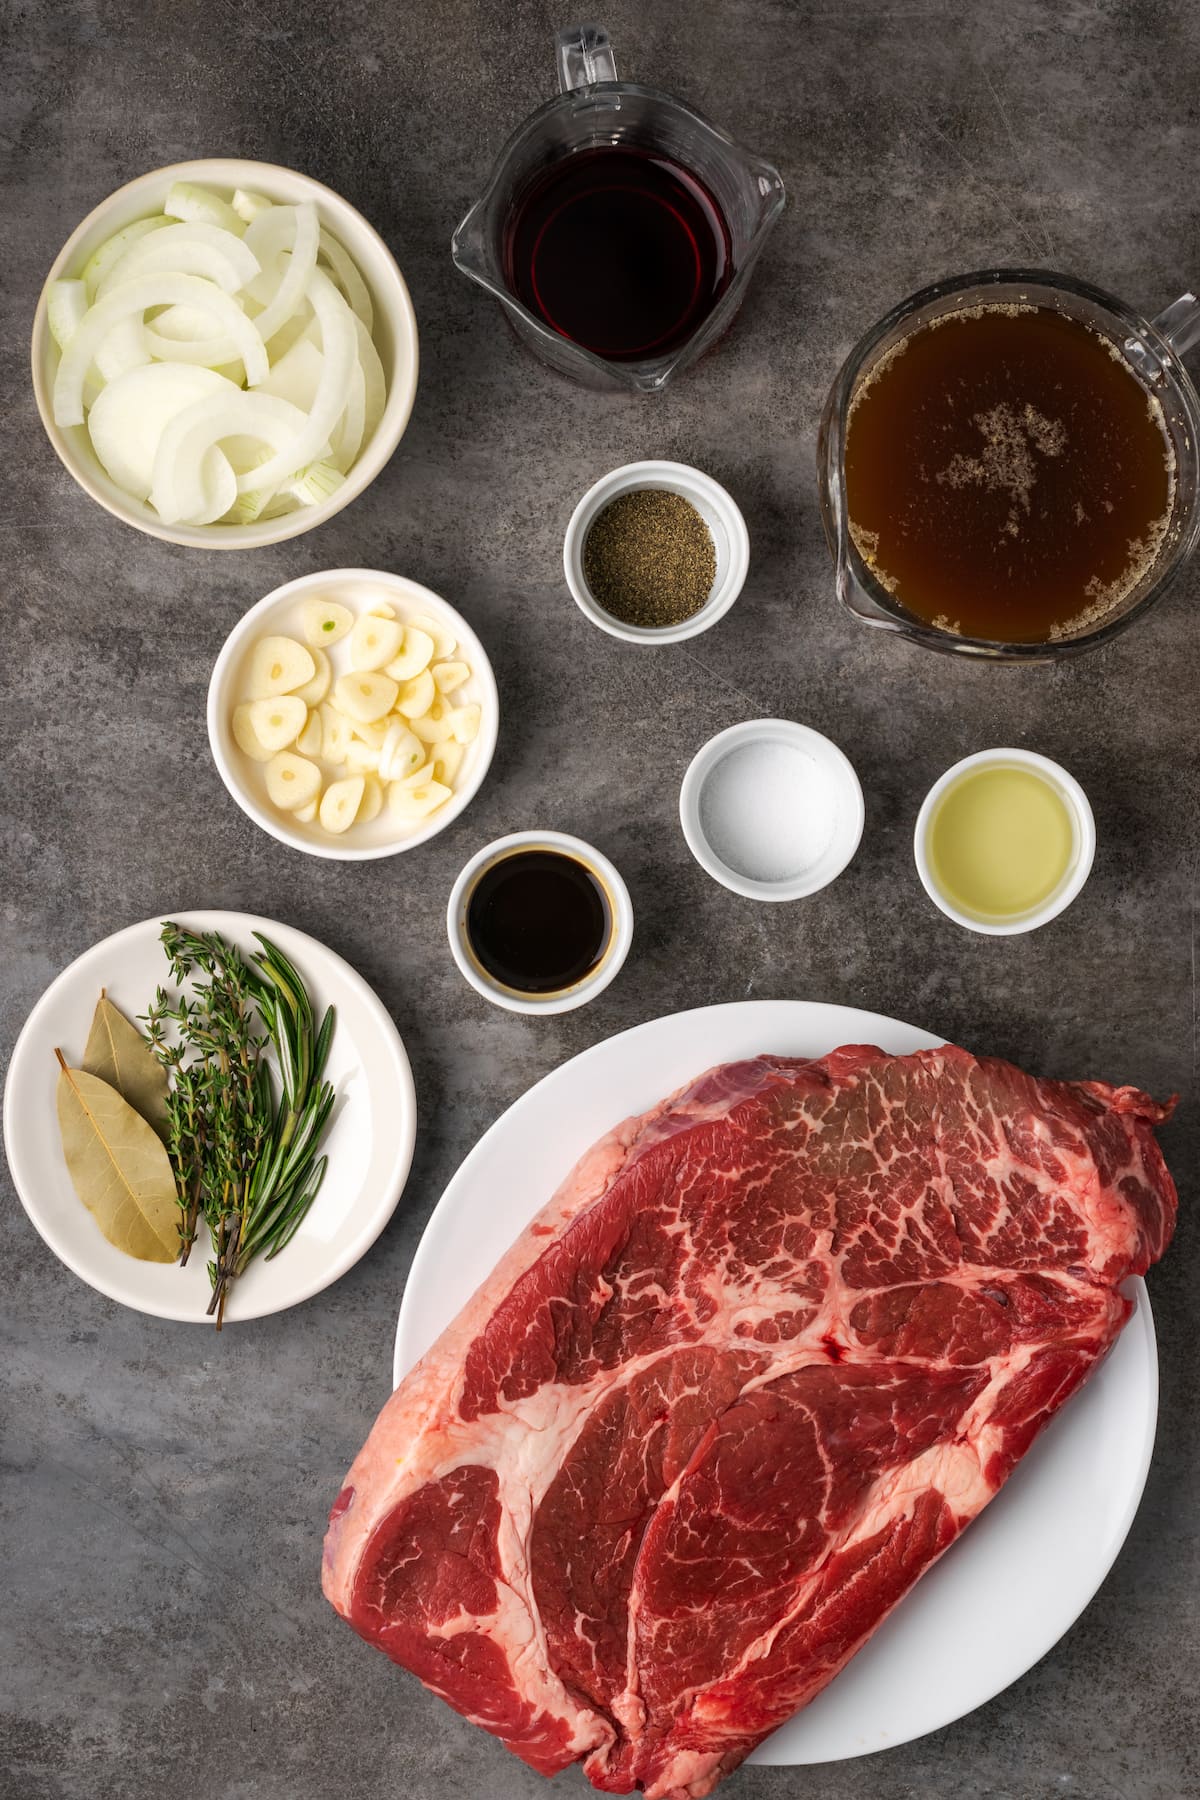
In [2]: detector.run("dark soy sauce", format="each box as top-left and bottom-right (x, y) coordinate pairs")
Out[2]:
(503, 146), (732, 361)
(466, 849), (612, 994)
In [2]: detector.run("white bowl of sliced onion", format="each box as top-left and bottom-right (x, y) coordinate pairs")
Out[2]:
(31, 158), (418, 548)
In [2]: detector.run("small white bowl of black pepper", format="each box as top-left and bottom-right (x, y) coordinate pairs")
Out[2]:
(563, 459), (749, 644)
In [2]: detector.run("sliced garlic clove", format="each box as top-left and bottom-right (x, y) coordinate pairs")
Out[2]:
(365, 600), (396, 619)
(395, 668), (435, 720)
(292, 645), (331, 707)
(351, 717), (387, 751)
(384, 627), (434, 682)
(302, 597), (353, 647)
(349, 613), (405, 671)
(408, 612), (457, 660)
(319, 702), (351, 764)
(294, 796), (319, 824)
(451, 702), (482, 744)
(266, 752), (321, 811)
(411, 695), (456, 743)
(248, 695), (307, 752)
(380, 720), (426, 781)
(232, 703), (275, 763)
(333, 671), (399, 723)
(389, 777), (452, 819)
(296, 707), (323, 757)
(320, 775), (365, 834)
(429, 740), (463, 787)
(432, 659), (470, 695)
(345, 740), (381, 774)
(357, 774), (384, 823)
(246, 634), (316, 698)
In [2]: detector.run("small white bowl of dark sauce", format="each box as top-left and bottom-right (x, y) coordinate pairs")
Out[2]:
(447, 830), (634, 1014)
(679, 720), (865, 901)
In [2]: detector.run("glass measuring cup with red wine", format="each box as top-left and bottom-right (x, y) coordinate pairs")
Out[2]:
(504, 147), (731, 364)
(452, 24), (784, 392)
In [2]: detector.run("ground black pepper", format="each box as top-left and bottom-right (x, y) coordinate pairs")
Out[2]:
(583, 489), (717, 627)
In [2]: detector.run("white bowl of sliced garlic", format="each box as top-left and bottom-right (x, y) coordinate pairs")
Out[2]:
(31, 158), (418, 548)
(208, 570), (498, 859)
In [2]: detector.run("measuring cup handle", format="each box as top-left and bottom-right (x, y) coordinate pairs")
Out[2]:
(555, 23), (618, 92)
(1152, 292), (1200, 358)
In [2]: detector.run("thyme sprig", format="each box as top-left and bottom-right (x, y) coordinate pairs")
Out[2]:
(143, 923), (335, 1327)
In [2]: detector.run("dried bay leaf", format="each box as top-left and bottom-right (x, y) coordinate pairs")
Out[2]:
(55, 1057), (179, 1262)
(83, 992), (170, 1140)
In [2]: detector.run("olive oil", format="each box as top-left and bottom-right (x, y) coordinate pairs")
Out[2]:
(928, 765), (1075, 921)
(844, 305), (1174, 643)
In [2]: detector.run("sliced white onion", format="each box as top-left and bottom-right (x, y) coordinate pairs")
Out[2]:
(235, 267), (355, 492)
(220, 433), (273, 473)
(50, 184), (390, 526)
(150, 390), (311, 522)
(93, 316), (150, 381)
(88, 363), (237, 499)
(221, 450), (275, 524)
(353, 315), (387, 440)
(141, 324), (244, 364)
(47, 279), (88, 349)
(257, 335), (323, 410)
(285, 460), (344, 505)
(233, 188), (272, 224)
(191, 446), (240, 525)
(98, 222), (260, 297)
(53, 274), (268, 425)
(259, 491), (303, 522)
(147, 302), (231, 341)
(243, 202), (319, 344)
(259, 493), (302, 522)
(319, 229), (373, 330)
(242, 298), (314, 361)
(330, 359), (366, 472)
(81, 217), (170, 300)
(164, 182), (246, 235)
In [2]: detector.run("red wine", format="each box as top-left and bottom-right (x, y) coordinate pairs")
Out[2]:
(503, 147), (732, 361)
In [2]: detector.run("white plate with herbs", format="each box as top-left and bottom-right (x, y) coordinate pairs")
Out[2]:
(4, 909), (415, 1323)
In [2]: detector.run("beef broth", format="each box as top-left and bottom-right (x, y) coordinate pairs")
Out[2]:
(843, 304), (1174, 643)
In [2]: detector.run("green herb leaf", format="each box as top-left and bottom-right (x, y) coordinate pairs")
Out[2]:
(55, 1056), (179, 1262)
(143, 924), (336, 1325)
(83, 992), (170, 1141)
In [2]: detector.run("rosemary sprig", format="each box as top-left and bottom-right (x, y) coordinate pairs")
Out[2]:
(143, 924), (335, 1327)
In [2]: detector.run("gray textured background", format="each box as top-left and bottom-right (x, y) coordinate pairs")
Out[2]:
(2, 2), (1198, 1797)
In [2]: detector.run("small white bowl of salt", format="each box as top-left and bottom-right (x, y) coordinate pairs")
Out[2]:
(679, 719), (864, 902)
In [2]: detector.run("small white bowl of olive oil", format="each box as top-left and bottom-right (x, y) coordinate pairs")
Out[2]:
(914, 749), (1095, 935)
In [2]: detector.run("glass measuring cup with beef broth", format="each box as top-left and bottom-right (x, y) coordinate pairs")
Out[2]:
(818, 272), (1200, 658)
